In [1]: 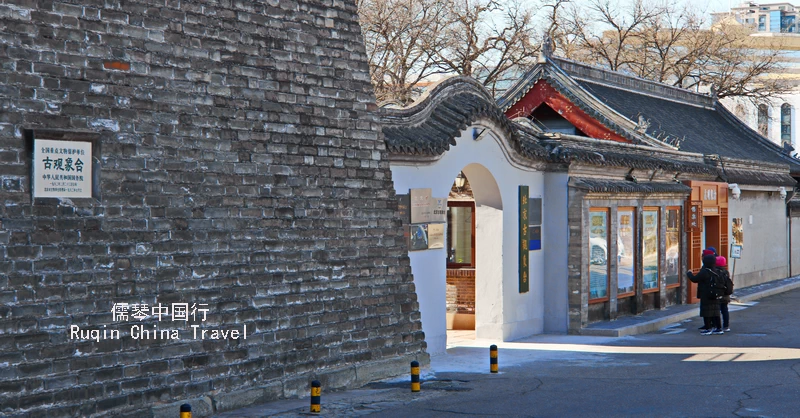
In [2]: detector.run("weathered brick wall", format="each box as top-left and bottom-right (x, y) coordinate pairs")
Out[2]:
(0, 0), (426, 416)
(445, 269), (475, 314)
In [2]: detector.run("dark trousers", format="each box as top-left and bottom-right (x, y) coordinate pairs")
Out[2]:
(703, 316), (722, 330)
(720, 303), (729, 328)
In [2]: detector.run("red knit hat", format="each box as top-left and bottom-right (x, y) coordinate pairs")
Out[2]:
(716, 256), (727, 268)
(702, 249), (715, 256)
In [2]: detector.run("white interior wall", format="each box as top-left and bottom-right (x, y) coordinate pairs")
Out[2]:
(728, 190), (789, 287)
(543, 172), (569, 333)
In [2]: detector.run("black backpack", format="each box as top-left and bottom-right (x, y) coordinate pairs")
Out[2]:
(706, 268), (726, 300)
(720, 269), (734, 296)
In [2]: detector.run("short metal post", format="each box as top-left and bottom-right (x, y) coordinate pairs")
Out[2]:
(180, 404), (191, 418)
(411, 360), (420, 392)
(490, 345), (498, 373)
(310, 380), (321, 413)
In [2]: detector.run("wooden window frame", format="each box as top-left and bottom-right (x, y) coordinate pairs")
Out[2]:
(665, 206), (682, 289)
(588, 208), (610, 304)
(616, 207), (636, 299)
(446, 201), (476, 269)
(642, 207), (660, 294)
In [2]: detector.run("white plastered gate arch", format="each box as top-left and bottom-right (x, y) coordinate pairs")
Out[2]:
(390, 119), (565, 355)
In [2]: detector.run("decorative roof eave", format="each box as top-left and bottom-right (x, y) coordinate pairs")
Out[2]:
(569, 177), (692, 195)
(381, 76), (549, 162)
(513, 120), (716, 175)
(499, 59), (679, 150)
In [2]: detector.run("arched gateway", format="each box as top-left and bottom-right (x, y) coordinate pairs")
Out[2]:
(381, 77), (560, 355)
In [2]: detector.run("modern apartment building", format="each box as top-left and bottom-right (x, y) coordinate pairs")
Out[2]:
(714, 2), (800, 32)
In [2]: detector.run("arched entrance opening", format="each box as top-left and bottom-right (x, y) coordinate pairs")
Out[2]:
(445, 163), (503, 343)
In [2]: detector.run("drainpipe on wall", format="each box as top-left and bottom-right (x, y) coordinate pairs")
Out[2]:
(787, 188), (796, 278)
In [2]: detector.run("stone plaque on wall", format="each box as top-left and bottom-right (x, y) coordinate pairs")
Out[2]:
(432, 197), (447, 223)
(427, 223), (444, 249)
(410, 188), (432, 224)
(33, 139), (93, 198)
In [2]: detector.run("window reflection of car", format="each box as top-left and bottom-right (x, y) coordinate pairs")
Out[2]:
(666, 244), (679, 273)
(590, 237), (607, 265)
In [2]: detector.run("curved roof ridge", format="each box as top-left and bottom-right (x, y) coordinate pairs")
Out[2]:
(381, 76), (495, 119)
(550, 56), (715, 109)
(541, 60), (680, 149)
(380, 76), (547, 159)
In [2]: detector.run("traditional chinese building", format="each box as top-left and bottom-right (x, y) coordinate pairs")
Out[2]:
(499, 54), (800, 331)
(380, 52), (800, 343)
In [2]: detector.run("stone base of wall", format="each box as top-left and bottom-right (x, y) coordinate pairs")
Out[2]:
(150, 353), (431, 418)
(734, 266), (789, 290)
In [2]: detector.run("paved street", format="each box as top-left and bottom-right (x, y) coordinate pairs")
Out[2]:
(221, 287), (800, 418)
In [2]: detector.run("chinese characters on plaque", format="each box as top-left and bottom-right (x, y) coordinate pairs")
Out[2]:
(33, 139), (92, 198)
(404, 188), (447, 251)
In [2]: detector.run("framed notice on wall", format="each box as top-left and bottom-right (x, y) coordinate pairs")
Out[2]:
(427, 223), (444, 249)
(33, 139), (93, 198)
(408, 224), (429, 251)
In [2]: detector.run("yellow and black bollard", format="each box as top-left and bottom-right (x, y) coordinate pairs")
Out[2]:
(310, 380), (321, 413)
(410, 360), (420, 392)
(180, 403), (191, 418)
(490, 345), (498, 373)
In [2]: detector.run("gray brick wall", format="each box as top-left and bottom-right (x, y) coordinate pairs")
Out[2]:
(0, 0), (427, 416)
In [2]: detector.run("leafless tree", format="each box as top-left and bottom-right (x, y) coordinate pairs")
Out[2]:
(546, 0), (790, 102)
(434, 0), (540, 96)
(357, 0), (540, 104)
(357, 0), (450, 105)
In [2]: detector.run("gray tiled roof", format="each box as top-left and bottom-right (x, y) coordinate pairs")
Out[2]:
(576, 79), (800, 174)
(570, 177), (692, 194)
(722, 168), (797, 187)
(499, 57), (800, 176)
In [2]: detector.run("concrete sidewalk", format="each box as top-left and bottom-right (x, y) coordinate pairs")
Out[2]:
(581, 274), (800, 336)
(213, 275), (800, 417)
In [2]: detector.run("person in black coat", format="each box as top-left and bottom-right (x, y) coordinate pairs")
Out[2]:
(687, 254), (723, 335)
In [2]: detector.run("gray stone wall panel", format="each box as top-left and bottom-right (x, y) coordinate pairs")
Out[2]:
(0, 0), (426, 416)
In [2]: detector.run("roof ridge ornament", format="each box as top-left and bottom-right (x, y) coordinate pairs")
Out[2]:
(539, 33), (554, 64)
(634, 114), (651, 134)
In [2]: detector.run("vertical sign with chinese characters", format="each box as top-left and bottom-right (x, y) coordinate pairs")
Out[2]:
(687, 200), (702, 233)
(33, 139), (92, 198)
(396, 193), (410, 224)
(519, 185), (530, 293)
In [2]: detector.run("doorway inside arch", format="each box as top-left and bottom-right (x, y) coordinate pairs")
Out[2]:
(444, 164), (504, 345)
(446, 171), (476, 331)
